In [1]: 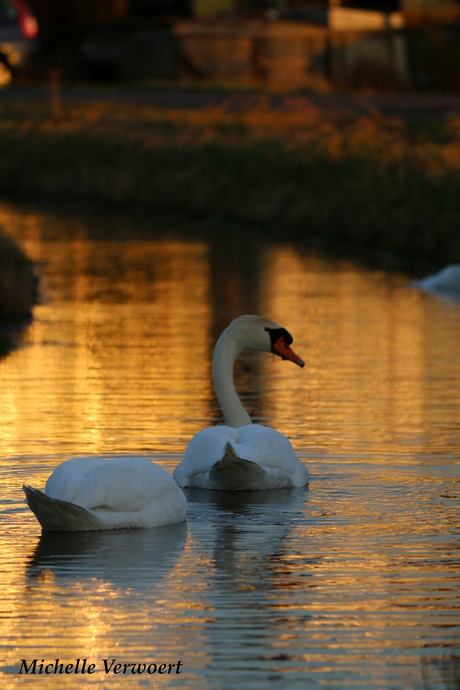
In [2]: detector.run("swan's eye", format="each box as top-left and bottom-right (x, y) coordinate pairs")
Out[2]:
(267, 327), (293, 347)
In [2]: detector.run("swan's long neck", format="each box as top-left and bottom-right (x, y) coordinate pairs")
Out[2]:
(212, 326), (252, 428)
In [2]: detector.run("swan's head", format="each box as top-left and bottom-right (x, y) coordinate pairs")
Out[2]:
(226, 315), (304, 368)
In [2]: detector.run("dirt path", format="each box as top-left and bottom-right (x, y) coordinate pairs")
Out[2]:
(1, 85), (460, 120)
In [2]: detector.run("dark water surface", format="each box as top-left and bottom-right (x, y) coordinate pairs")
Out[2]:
(0, 202), (459, 689)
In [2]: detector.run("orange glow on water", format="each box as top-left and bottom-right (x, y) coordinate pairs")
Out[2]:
(259, 245), (460, 455)
(0, 203), (459, 689)
(0, 214), (212, 459)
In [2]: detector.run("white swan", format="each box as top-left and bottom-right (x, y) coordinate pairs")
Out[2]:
(413, 264), (460, 302)
(173, 315), (309, 490)
(24, 456), (186, 532)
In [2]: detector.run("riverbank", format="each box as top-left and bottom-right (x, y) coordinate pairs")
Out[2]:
(0, 97), (459, 265)
(0, 233), (37, 326)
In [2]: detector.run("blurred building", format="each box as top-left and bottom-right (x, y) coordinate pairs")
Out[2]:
(26, 0), (460, 23)
(26, 0), (460, 90)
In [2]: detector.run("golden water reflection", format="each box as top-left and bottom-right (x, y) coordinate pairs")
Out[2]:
(0, 202), (459, 688)
(1, 204), (460, 460)
(0, 212), (212, 458)
(260, 244), (460, 456)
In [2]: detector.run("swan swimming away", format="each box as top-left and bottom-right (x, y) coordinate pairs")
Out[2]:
(24, 456), (186, 532)
(173, 315), (309, 490)
(413, 264), (460, 302)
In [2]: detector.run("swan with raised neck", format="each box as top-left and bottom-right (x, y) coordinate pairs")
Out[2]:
(173, 315), (308, 491)
(212, 315), (303, 427)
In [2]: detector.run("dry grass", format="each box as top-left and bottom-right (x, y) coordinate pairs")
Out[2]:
(0, 100), (459, 264)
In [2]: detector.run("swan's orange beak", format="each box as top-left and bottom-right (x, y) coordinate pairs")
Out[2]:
(272, 336), (304, 368)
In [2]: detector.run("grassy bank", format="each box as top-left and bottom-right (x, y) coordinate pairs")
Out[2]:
(0, 100), (459, 265)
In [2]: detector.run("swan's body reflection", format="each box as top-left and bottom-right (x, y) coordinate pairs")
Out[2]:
(186, 487), (312, 585)
(26, 522), (187, 590)
(184, 487), (313, 685)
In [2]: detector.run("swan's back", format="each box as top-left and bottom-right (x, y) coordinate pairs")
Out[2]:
(173, 424), (309, 490)
(46, 456), (173, 512)
(26, 457), (187, 531)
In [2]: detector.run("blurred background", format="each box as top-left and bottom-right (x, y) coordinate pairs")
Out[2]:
(1, 0), (460, 91)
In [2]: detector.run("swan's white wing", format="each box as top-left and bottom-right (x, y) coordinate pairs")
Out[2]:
(46, 457), (176, 513)
(236, 425), (302, 474)
(174, 424), (308, 489)
(175, 427), (240, 478)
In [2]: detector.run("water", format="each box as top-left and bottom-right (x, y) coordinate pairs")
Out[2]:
(0, 202), (459, 689)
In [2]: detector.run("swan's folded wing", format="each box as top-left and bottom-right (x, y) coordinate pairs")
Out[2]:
(45, 457), (170, 513)
(209, 445), (269, 490)
(24, 485), (101, 532)
(173, 426), (240, 485)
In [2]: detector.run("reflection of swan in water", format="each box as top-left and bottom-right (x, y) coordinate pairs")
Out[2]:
(185, 487), (310, 581)
(174, 316), (309, 491)
(188, 485), (308, 515)
(24, 456), (187, 531)
(414, 265), (460, 302)
(185, 488), (314, 687)
(26, 522), (187, 590)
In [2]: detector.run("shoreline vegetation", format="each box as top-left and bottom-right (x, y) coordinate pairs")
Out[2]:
(0, 233), (37, 355)
(0, 98), (459, 268)
(0, 233), (37, 322)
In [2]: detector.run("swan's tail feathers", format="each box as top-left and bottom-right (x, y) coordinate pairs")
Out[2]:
(209, 442), (266, 491)
(23, 485), (101, 532)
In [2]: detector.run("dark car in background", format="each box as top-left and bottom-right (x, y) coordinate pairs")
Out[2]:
(0, 0), (38, 86)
